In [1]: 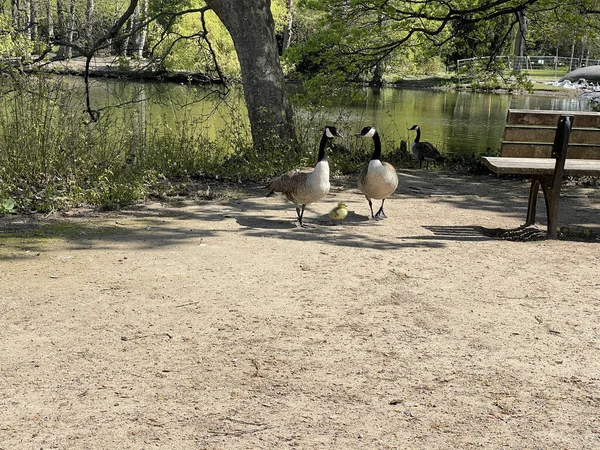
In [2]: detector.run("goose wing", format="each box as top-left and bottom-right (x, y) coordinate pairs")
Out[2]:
(419, 142), (443, 161)
(266, 167), (313, 196)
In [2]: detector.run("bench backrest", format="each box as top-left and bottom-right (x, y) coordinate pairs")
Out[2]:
(501, 109), (600, 159)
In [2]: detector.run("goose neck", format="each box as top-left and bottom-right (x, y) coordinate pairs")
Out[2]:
(370, 130), (382, 160)
(318, 132), (329, 162)
(414, 127), (421, 143)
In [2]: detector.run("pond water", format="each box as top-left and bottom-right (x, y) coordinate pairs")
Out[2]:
(84, 78), (594, 156)
(320, 87), (593, 155)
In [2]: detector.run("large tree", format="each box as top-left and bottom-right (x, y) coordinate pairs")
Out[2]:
(68, 0), (296, 150)
(204, 0), (296, 150)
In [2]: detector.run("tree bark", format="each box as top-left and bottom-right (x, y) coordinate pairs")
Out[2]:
(46, 0), (53, 42)
(281, 0), (294, 54)
(30, 0), (38, 41)
(11, 0), (20, 30)
(131, 0), (147, 58)
(514, 8), (527, 58)
(120, 18), (132, 56)
(24, 0), (31, 40)
(86, 0), (94, 44)
(204, 0), (296, 150)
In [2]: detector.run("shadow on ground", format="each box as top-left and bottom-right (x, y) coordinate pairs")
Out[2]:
(1, 171), (597, 260)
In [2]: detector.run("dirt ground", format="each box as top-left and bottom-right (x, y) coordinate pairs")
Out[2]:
(1, 170), (599, 449)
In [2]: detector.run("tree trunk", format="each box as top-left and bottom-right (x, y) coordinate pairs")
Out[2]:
(63, 0), (75, 57)
(120, 18), (132, 56)
(370, 13), (384, 86)
(86, 0), (94, 44)
(24, 0), (31, 40)
(11, 0), (20, 30)
(46, 0), (53, 42)
(204, 0), (296, 150)
(131, 0), (147, 58)
(56, 0), (69, 57)
(514, 8), (527, 58)
(30, 0), (38, 41)
(281, 0), (294, 54)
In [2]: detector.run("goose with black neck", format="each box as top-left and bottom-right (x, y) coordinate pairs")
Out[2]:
(356, 126), (399, 220)
(266, 126), (343, 228)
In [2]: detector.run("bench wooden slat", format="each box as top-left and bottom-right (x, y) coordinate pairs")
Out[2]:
(507, 109), (600, 128)
(482, 156), (600, 176)
(503, 126), (600, 144)
(501, 143), (600, 159)
(485, 111), (600, 238)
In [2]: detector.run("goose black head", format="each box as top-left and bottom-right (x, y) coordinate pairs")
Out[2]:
(324, 126), (343, 139)
(355, 126), (377, 138)
(409, 125), (420, 131)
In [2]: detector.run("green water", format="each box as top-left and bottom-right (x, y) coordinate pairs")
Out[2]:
(319, 87), (593, 155)
(72, 77), (597, 155)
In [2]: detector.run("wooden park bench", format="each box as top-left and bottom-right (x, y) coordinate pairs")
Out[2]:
(482, 109), (600, 238)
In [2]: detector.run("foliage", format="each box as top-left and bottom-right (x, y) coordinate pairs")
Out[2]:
(0, 13), (33, 58)
(445, 12), (513, 65)
(0, 73), (231, 212)
(443, 148), (501, 174)
(457, 59), (534, 91)
(146, 0), (291, 78)
(527, 0), (600, 58)
(149, 3), (240, 76)
(0, 197), (17, 215)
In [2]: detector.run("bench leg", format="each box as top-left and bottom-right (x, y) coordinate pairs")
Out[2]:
(525, 176), (541, 226)
(525, 175), (561, 238)
(540, 178), (562, 239)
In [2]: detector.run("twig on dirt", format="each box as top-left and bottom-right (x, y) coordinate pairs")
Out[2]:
(120, 332), (172, 341)
(208, 417), (277, 436)
(209, 425), (276, 436)
(226, 417), (267, 426)
(251, 359), (261, 377)
(175, 301), (200, 308)
(533, 316), (562, 335)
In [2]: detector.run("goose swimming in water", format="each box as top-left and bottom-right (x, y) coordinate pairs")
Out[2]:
(266, 126), (343, 227)
(356, 126), (398, 220)
(409, 125), (444, 169)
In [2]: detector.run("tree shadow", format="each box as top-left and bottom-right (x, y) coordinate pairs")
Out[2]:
(1, 171), (597, 260)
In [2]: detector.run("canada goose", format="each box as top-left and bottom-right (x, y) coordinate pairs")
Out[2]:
(266, 126), (343, 227)
(409, 125), (444, 169)
(355, 126), (398, 220)
(329, 202), (348, 225)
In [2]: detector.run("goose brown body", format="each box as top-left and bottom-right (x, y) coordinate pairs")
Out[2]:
(355, 126), (398, 220)
(266, 126), (342, 227)
(266, 162), (330, 207)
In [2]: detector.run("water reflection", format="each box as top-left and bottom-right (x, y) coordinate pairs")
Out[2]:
(320, 87), (592, 155)
(82, 78), (592, 155)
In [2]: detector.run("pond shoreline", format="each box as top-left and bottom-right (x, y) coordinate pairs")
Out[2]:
(28, 55), (584, 98)
(30, 55), (225, 85)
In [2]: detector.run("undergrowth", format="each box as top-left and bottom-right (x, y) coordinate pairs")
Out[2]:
(5, 71), (591, 216)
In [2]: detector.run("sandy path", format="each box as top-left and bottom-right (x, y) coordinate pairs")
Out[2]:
(1, 171), (599, 449)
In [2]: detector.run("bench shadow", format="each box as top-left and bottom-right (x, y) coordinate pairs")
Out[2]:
(421, 225), (548, 242)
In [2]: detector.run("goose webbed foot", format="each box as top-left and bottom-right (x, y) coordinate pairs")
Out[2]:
(373, 200), (388, 220)
(373, 209), (387, 220)
(297, 221), (315, 228)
